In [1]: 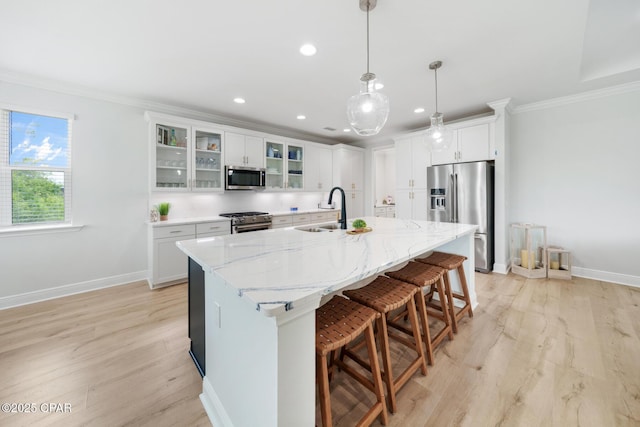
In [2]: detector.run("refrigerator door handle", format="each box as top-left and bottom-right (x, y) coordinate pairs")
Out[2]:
(454, 173), (459, 223)
(450, 173), (456, 222)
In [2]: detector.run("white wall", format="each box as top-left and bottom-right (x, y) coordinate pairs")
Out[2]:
(0, 81), (149, 304)
(0, 81), (337, 307)
(510, 87), (640, 285)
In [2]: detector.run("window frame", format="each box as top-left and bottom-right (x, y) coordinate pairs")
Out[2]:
(0, 104), (75, 230)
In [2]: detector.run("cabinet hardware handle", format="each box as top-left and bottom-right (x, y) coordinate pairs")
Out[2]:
(170, 231), (182, 234)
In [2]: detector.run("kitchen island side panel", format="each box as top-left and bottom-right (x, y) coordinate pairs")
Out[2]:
(201, 272), (315, 427)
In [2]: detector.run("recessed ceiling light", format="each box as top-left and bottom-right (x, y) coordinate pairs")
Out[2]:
(233, 97), (246, 104)
(414, 107), (425, 113)
(296, 115), (306, 120)
(343, 128), (351, 133)
(299, 44), (317, 56)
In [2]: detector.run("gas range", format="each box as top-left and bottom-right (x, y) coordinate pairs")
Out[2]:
(219, 211), (272, 233)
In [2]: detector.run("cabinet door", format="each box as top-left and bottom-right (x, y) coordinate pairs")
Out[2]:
(374, 207), (386, 217)
(395, 138), (413, 189)
(153, 236), (190, 285)
(265, 140), (285, 190)
(196, 221), (230, 236)
(349, 150), (364, 191)
(153, 121), (190, 191)
(457, 123), (490, 163)
(286, 143), (304, 190)
(193, 127), (224, 191)
(225, 132), (246, 166)
(395, 189), (412, 220)
(305, 144), (332, 191)
(411, 189), (428, 221)
(411, 137), (430, 188)
(346, 191), (364, 218)
(244, 135), (264, 168)
(430, 130), (458, 166)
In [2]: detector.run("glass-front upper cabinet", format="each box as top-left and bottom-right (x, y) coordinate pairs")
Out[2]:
(193, 127), (223, 191)
(148, 112), (224, 192)
(264, 140), (304, 190)
(287, 143), (304, 190)
(155, 123), (189, 190)
(265, 140), (285, 189)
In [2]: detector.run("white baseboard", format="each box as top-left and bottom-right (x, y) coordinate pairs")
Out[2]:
(0, 271), (149, 310)
(492, 262), (510, 275)
(201, 376), (233, 427)
(572, 267), (640, 289)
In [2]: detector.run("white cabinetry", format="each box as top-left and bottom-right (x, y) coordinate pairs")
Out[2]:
(374, 206), (396, 218)
(225, 132), (264, 168)
(332, 145), (365, 218)
(305, 143), (333, 191)
(147, 112), (224, 192)
(431, 122), (491, 166)
(271, 211), (339, 229)
(149, 219), (230, 288)
(395, 134), (429, 220)
(265, 139), (304, 190)
(151, 224), (195, 288)
(271, 215), (294, 229)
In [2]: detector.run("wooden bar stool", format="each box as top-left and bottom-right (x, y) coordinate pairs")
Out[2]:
(386, 262), (453, 363)
(416, 251), (473, 334)
(343, 276), (428, 414)
(316, 295), (388, 427)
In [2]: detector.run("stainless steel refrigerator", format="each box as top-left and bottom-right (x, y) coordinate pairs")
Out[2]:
(427, 161), (494, 272)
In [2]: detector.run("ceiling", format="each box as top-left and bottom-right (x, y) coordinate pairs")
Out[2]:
(1, 0), (639, 145)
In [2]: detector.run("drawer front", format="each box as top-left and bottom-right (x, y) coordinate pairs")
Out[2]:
(196, 221), (231, 236)
(153, 224), (196, 239)
(292, 214), (311, 225)
(272, 215), (293, 228)
(310, 213), (328, 223)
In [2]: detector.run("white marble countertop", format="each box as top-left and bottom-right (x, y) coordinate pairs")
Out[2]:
(149, 216), (230, 227)
(176, 217), (478, 317)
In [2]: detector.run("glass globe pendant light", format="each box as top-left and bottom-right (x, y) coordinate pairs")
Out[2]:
(424, 60), (453, 151)
(346, 0), (389, 136)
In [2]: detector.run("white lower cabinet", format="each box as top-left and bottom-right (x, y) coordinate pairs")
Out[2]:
(272, 211), (339, 229)
(149, 219), (230, 288)
(374, 206), (396, 218)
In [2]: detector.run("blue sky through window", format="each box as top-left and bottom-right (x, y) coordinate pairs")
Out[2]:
(9, 112), (69, 168)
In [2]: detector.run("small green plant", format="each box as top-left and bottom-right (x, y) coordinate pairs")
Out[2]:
(157, 202), (170, 216)
(352, 218), (367, 229)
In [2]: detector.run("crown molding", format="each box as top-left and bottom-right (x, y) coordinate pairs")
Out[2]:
(0, 69), (339, 145)
(512, 81), (640, 114)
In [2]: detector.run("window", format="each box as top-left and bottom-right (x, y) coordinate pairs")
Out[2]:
(1, 107), (73, 227)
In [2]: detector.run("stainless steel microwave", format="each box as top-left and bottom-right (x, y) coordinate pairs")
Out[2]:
(225, 165), (266, 190)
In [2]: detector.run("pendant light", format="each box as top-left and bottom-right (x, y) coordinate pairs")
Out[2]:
(424, 60), (453, 151)
(346, 0), (389, 136)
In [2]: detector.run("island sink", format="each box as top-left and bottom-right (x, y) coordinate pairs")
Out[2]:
(295, 222), (342, 232)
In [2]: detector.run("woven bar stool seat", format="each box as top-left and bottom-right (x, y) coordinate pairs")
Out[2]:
(343, 276), (427, 413)
(416, 251), (473, 334)
(316, 295), (388, 427)
(386, 262), (453, 363)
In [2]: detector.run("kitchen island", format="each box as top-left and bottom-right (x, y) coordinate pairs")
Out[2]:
(177, 217), (478, 427)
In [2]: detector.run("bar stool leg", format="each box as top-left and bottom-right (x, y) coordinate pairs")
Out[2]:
(317, 354), (332, 427)
(364, 324), (389, 426)
(457, 264), (473, 318)
(435, 276), (454, 341)
(414, 290), (434, 366)
(441, 272), (459, 334)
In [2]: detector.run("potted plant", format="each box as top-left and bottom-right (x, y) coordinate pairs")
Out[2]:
(157, 202), (170, 221)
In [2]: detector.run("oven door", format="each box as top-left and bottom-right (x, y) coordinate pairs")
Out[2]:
(233, 223), (272, 234)
(225, 166), (265, 190)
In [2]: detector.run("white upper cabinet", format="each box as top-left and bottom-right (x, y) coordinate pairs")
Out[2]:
(396, 135), (429, 190)
(431, 122), (492, 165)
(148, 112), (224, 192)
(332, 145), (365, 218)
(225, 132), (264, 168)
(265, 139), (304, 190)
(305, 143), (333, 192)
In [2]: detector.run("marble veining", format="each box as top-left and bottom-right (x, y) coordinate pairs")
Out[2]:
(176, 217), (477, 316)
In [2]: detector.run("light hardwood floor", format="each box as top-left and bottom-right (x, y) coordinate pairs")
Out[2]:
(1, 274), (638, 427)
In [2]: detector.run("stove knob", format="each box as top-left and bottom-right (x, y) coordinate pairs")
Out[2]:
(238, 217), (245, 224)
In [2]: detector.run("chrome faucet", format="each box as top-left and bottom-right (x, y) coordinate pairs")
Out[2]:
(328, 186), (347, 230)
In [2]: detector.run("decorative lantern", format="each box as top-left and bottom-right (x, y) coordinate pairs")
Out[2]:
(510, 223), (547, 279)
